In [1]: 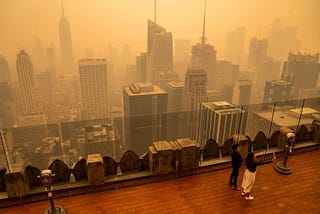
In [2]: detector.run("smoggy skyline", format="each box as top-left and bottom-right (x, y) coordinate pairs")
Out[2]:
(0, 0), (319, 65)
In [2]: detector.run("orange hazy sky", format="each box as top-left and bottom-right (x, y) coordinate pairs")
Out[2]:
(0, 0), (319, 62)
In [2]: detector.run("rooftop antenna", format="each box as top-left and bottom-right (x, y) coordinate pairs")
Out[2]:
(154, 0), (157, 23)
(61, 0), (65, 17)
(201, 0), (207, 44)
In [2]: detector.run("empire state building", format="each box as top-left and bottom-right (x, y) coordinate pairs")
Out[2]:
(59, 2), (76, 76)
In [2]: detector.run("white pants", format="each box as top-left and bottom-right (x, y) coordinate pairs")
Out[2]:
(241, 169), (256, 193)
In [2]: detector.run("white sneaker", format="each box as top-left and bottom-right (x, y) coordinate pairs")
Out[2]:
(245, 195), (254, 200)
(241, 192), (246, 196)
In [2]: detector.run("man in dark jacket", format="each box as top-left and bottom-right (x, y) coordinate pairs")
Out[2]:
(229, 144), (242, 190)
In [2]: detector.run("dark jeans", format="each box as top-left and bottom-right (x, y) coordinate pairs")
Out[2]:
(229, 167), (240, 188)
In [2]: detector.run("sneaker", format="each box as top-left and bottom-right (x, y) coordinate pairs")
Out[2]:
(245, 195), (254, 200)
(241, 192), (246, 196)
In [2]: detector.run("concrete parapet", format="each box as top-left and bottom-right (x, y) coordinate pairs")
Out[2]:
(87, 154), (105, 185)
(4, 163), (29, 198)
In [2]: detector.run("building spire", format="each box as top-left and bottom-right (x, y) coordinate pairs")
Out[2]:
(201, 0), (207, 44)
(154, 0), (157, 23)
(62, 0), (65, 18)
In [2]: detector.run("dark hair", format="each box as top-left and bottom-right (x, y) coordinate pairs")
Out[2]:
(246, 152), (254, 163)
(232, 144), (239, 152)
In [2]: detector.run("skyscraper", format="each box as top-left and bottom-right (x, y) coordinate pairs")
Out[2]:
(46, 46), (57, 88)
(182, 67), (208, 139)
(268, 19), (300, 61)
(232, 80), (252, 106)
(174, 39), (191, 62)
(224, 27), (245, 65)
(183, 68), (208, 112)
(247, 37), (268, 69)
(190, 1), (217, 89)
(79, 59), (109, 120)
(0, 55), (11, 83)
(165, 81), (184, 113)
(263, 80), (292, 103)
(136, 52), (147, 82)
(16, 50), (41, 114)
(281, 52), (320, 99)
(59, 1), (76, 76)
(123, 83), (167, 155)
(147, 20), (174, 87)
(197, 101), (246, 147)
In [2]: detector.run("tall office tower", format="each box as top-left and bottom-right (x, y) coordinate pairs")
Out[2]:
(174, 39), (190, 80)
(37, 71), (53, 100)
(59, 1), (76, 76)
(197, 101), (246, 147)
(159, 71), (178, 90)
(232, 80), (252, 106)
(174, 39), (191, 62)
(122, 44), (132, 65)
(248, 37), (268, 69)
(190, 1), (217, 89)
(0, 83), (16, 129)
(147, 20), (174, 86)
(215, 60), (240, 89)
(225, 27), (246, 65)
(263, 80), (292, 103)
(123, 83), (167, 155)
(136, 52), (147, 82)
(165, 81), (184, 113)
(0, 55), (11, 83)
(125, 64), (137, 86)
(182, 67), (208, 139)
(16, 50), (41, 114)
(79, 59), (109, 121)
(165, 81), (185, 141)
(46, 47), (57, 88)
(281, 52), (320, 99)
(268, 19), (300, 61)
(256, 59), (281, 89)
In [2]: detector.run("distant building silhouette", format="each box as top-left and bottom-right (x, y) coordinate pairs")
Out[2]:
(0, 82), (16, 129)
(59, 1), (76, 76)
(182, 67), (208, 139)
(16, 50), (42, 114)
(248, 37), (268, 69)
(147, 20), (174, 87)
(0, 55), (11, 83)
(224, 27), (245, 65)
(45, 47), (57, 90)
(268, 19), (300, 61)
(123, 83), (167, 155)
(175, 39), (191, 62)
(232, 80), (252, 106)
(281, 52), (320, 99)
(136, 52), (147, 82)
(197, 101), (246, 147)
(79, 59), (109, 120)
(215, 60), (239, 89)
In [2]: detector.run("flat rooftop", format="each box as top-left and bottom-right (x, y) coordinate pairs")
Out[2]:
(3, 150), (319, 213)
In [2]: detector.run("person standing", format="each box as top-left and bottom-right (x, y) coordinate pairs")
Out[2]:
(229, 144), (242, 190)
(241, 152), (276, 200)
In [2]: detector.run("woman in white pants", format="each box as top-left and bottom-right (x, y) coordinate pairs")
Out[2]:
(241, 152), (275, 200)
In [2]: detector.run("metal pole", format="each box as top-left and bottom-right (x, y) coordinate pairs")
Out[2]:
(0, 130), (10, 172)
(293, 99), (305, 152)
(295, 99), (305, 133)
(47, 187), (55, 211)
(264, 102), (276, 160)
(236, 106), (244, 144)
